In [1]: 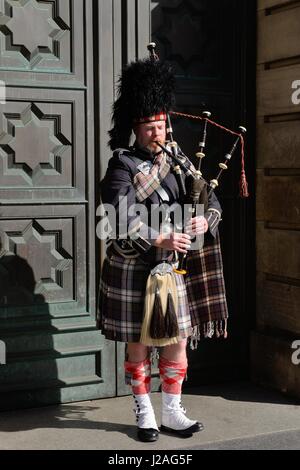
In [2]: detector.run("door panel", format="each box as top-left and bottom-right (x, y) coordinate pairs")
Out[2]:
(0, 0), (84, 84)
(0, 0), (116, 410)
(0, 87), (86, 201)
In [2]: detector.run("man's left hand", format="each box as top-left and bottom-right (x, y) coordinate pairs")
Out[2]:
(185, 216), (208, 235)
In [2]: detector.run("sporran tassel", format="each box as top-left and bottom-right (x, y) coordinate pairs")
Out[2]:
(150, 287), (166, 339)
(164, 290), (179, 338)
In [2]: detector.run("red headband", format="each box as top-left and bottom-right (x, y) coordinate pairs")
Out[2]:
(134, 113), (167, 124)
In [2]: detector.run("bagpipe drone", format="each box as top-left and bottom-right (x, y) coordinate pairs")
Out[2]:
(147, 43), (248, 275)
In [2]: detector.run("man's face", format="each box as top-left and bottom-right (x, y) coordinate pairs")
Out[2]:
(134, 120), (166, 152)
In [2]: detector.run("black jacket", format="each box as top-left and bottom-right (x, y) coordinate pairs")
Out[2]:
(100, 145), (222, 255)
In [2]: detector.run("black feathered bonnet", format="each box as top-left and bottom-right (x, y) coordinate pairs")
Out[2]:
(108, 56), (175, 150)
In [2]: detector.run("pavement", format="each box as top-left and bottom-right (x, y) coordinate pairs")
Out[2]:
(0, 382), (299, 450)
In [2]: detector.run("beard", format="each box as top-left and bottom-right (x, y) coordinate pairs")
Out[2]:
(147, 139), (165, 152)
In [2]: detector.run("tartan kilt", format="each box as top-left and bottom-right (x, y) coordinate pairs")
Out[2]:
(98, 246), (192, 343)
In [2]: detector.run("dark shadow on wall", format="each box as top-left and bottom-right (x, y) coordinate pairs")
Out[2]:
(0, 238), (60, 412)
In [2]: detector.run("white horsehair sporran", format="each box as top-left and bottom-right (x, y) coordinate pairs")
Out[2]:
(140, 261), (180, 347)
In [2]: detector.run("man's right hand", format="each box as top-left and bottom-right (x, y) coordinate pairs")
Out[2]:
(153, 232), (191, 253)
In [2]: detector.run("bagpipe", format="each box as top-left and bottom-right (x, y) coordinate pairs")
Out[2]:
(147, 43), (248, 275)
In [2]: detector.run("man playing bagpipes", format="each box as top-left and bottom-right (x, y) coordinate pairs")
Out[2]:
(97, 45), (229, 442)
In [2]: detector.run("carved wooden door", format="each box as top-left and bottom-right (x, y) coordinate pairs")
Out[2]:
(0, 0), (115, 410)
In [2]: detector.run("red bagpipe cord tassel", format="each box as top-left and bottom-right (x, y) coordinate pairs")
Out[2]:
(239, 136), (249, 198)
(170, 111), (250, 198)
(240, 170), (249, 198)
